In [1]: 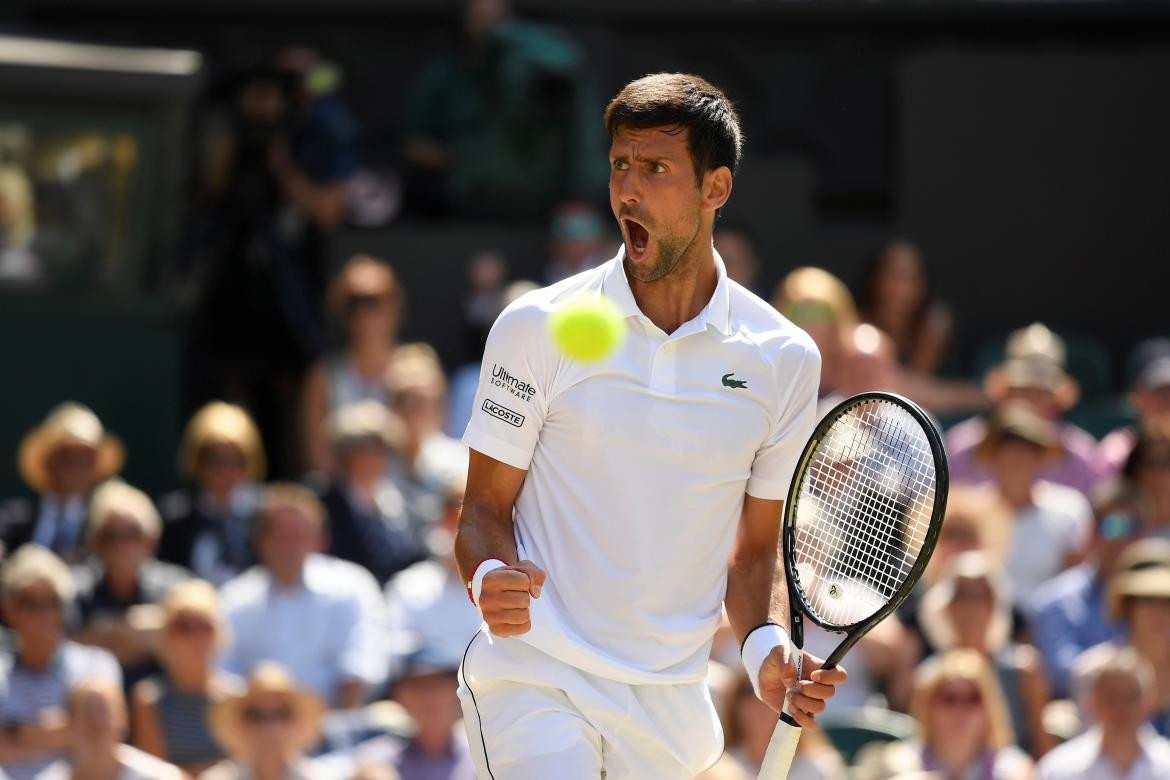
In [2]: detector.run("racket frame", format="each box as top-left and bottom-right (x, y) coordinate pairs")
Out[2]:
(781, 390), (949, 670)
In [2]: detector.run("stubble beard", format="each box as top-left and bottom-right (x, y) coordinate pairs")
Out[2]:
(623, 212), (703, 283)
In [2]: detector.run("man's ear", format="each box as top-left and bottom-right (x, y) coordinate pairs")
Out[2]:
(702, 166), (733, 213)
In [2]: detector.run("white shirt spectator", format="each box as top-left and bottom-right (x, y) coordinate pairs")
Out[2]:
(0, 642), (122, 780)
(218, 554), (388, 705)
(35, 744), (183, 780)
(385, 558), (482, 679)
(1005, 480), (1091, 598)
(1037, 726), (1170, 780)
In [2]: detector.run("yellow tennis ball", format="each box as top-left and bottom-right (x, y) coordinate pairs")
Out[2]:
(549, 295), (626, 363)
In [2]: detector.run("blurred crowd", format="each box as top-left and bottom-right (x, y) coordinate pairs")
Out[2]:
(2, 2), (1170, 778)
(2, 228), (1169, 780)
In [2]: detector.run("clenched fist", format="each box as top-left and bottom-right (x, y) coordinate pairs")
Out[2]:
(758, 645), (848, 728)
(479, 560), (546, 637)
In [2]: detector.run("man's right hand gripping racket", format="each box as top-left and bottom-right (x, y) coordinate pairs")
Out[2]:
(758, 392), (948, 779)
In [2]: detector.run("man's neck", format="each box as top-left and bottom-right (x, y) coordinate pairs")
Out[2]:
(931, 736), (982, 776)
(18, 639), (57, 669)
(1100, 728), (1143, 775)
(999, 480), (1035, 510)
(71, 746), (121, 780)
(626, 239), (717, 336)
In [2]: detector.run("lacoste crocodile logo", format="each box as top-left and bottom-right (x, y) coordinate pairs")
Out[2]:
(722, 372), (748, 389)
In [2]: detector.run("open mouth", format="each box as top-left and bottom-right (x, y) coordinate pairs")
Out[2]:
(622, 218), (650, 260)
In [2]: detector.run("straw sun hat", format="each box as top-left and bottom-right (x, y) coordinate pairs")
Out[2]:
(17, 403), (124, 493)
(209, 663), (324, 760)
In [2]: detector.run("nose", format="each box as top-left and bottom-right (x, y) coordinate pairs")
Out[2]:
(613, 168), (640, 207)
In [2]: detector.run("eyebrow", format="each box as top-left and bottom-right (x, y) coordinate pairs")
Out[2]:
(610, 151), (676, 164)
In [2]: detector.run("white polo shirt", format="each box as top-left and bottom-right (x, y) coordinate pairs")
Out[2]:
(463, 248), (820, 684)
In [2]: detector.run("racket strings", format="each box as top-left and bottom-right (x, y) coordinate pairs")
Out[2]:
(792, 399), (937, 627)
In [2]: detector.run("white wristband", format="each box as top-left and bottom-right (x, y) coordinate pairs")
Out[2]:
(470, 559), (507, 607)
(742, 624), (791, 701)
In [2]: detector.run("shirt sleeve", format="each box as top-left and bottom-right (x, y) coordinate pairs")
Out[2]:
(746, 344), (822, 501)
(462, 298), (555, 470)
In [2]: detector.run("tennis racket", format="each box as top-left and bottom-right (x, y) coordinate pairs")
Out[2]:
(758, 391), (948, 779)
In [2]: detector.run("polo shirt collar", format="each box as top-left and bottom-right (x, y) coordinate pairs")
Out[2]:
(602, 246), (732, 336)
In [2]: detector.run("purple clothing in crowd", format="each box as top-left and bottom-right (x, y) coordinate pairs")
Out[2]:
(945, 416), (1111, 495)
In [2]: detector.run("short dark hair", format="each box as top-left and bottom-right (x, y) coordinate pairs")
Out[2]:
(604, 73), (743, 182)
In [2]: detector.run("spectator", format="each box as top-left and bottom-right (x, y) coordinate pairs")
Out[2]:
(922, 485), (1003, 583)
(131, 580), (239, 775)
(717, 671), (845, 778)
(201, 662), (328, 780)
(321, 400), (427, 585)
(1029, 481), (1155, 698)
(34, 679), (183, 780)
(1094, 554), (1170, 735)
(72, 480), (188, 686)
(713, 224), (760, 294)
(771, 266), (859, 409)
(385, 650), (476, 780)
(0, 403), (123, 561)
(1038, 646), (1170, 780)
(218, 483), (387, 708)
(0, 545), (121, 780)
(384, 472), (480, 680)
(186, 50), (357, 479)
(387, 344), (469, 528)
(771, 269), (980, 417)
(300, 256), (403, 475)
(946, 323), (1106, 495)
(1099, 339), (1170, 475)
(917, 552), (1052, 757)
(1123, 420), (1170, 537)
(856, 239), (953, 375)
(463, 250), (508, 355)
(158, 402), (265, 586)
(972, 402), (1092, 597)
(400, 0), (606, 219)
(903, 649), (1032, 779)
(545, 203), (611, 284)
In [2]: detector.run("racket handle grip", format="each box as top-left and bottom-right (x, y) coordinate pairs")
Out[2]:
(757, 643), (804, 779)
(758, 713), (801, 779)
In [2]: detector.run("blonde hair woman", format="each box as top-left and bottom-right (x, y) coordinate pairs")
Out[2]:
(158, 402), (265, 585)
(918, 552), (1053, 758)
(906, 649), (1033, 780)
(300, 254), (403, 474)
(771, 266), (858, 402)
(130, 580), (240, 776)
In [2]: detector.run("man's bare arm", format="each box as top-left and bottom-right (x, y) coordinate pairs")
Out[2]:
(725, 495), (787, 645)
(455, 449), (545, 637)
(725, 493), (847, 726)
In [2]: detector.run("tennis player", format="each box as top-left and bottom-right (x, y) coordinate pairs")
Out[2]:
(456, 72), (847, 778)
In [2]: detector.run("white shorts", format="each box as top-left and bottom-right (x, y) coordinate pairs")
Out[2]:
(457, 629), (724, 780)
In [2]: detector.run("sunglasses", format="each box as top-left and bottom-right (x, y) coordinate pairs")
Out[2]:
(1099, 512), (1141, 541)
(168, 617), (214, 636)
(13, 594), (63, 612)
(199, 448), (247, 470)
(935, 687), (983, 708)
(243, 705), (293, 725)
(1139, 456), (1170, 471)
(783, 300), (837, 327)
(344, 293), (388, 316)
(96, 526), (145, 545)
(951, 585), (992, 603)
